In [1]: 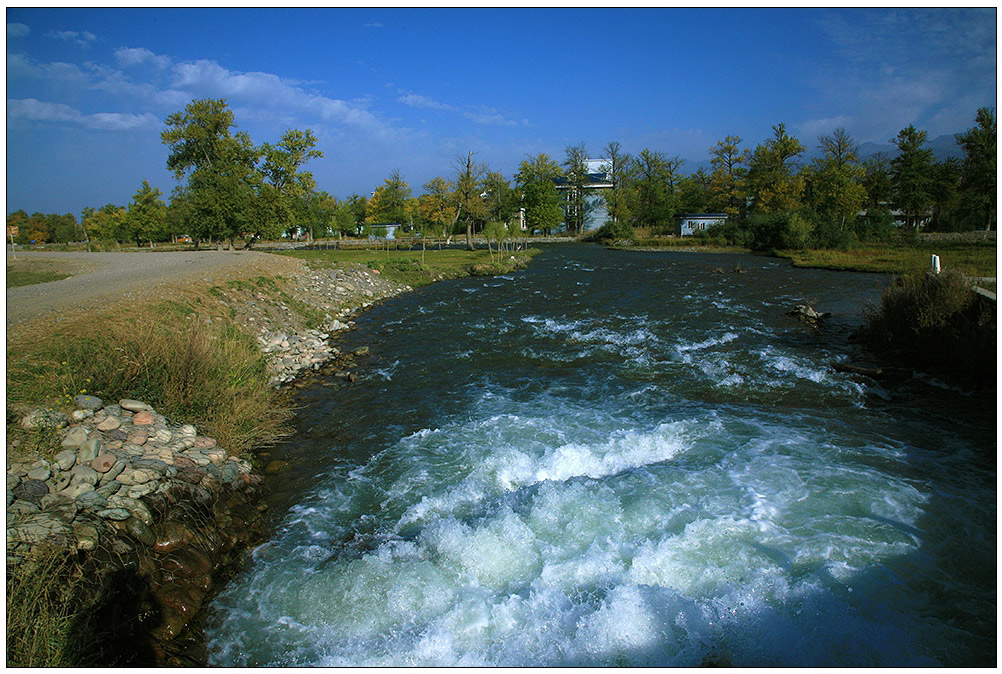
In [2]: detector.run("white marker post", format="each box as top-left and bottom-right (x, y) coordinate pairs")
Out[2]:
(930, 254), (941, 275)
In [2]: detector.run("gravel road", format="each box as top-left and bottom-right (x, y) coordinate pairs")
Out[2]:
(6, 250), (305, 330)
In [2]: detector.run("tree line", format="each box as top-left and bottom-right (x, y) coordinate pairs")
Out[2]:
(7, 100), (995, 251)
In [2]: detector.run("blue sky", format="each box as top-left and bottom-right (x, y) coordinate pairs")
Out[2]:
(6, 7), (997, 216)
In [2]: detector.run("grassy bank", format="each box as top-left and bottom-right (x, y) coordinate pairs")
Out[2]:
(6, 258), (73, 288)
(6, 293), (291, 459)
(276, 246), (542, 288)
(776, 241), (997, 278)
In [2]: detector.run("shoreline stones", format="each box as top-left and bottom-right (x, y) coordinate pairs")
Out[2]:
(8, 398), (265, 665)
(6, 261), (408, 665)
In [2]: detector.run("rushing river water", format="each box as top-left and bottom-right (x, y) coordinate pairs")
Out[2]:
(206, 245), (995, 667)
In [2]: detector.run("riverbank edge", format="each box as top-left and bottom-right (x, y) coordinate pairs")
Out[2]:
(5, 249), (539, 666)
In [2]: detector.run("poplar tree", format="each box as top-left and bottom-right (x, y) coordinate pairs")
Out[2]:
(708, 135), (750, 217)
(747, 123), (805, 215)
(889, 124), (934, 231)
(452, 152), (488, 250)
(956, 107), (996, 231)
(601, 141), (633, 225)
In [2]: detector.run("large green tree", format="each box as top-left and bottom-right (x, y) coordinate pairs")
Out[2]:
(955, 107), (996, 230)
(630, 148), (678, 231)
(127, 180), (168, 247)
(803, 128), (866, 241)
(708, 135), (750, 217)
(260, 128), (323, 239)
(747, 123), (805, 215)
(161, 98), (263, 247)
(890, 124), (935, 230)
(366, 169), (412, 226)
(516, 153), (563, 236)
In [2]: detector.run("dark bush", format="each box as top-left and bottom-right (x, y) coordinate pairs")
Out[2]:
(858, 270), (996, 388)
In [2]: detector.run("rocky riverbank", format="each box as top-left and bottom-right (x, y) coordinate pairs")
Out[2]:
(6, 259), (411, 665)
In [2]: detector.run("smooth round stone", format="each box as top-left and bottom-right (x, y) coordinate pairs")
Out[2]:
(73, 395), (104, 410)
(123, 516), (155, 547)
(126, 430), (149, 445)
(73, 522), (100, 551)
(71, 409), (94, 421)
(119, 399), (152, 412)
(132, 411), (155, 426)
(91, 453), (117, 473)
(70, 465), (99, 486)
(97, 507), (131, 521)
(61, 426), (89, 449)
(74, 490), (108, 510)
(27, 466), (51, 481)
(20, 409), (68, 430)
(109, 496), (152, 525)
(12, 479), (49, 504)
(77, 438), (101, 463)
(54, 449), (78, 471)
(96, 416), (122, 432)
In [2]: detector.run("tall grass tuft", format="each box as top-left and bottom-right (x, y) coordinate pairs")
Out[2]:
(6, 546), (99, 666)
(859, 270), (996, 388)
(7, 300), (290, 455)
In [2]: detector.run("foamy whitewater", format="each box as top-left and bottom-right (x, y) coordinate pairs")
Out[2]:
(206, 245), (995, 666)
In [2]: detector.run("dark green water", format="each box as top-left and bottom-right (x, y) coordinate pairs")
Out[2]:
(207, 244), (996, 666)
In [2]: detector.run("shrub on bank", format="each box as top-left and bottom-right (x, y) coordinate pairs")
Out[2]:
(858, 270), (996, 388)
(7, 301), (290, 455)
(583, 221), (637, 245)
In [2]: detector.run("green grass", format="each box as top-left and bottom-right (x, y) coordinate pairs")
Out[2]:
(776, 242), (997, 277)
(6, 267), (72, 288)
(7, 295), (290, 456)
(277, 247), (542, 288)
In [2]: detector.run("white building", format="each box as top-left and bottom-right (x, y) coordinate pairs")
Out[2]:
(552, 159), (614, 232)
(675, 213), (727, 237)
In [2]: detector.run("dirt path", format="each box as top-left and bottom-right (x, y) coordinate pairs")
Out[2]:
(6, 250), (306, 334)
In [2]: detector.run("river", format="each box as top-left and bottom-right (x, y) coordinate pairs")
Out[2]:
(205, 244), (996, 666)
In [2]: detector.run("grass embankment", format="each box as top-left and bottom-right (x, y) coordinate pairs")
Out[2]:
(6, 295), (291, 460)
(777, 241), (997, 279)
(277, 246), (542, 288)
(7, 259), (73, 288)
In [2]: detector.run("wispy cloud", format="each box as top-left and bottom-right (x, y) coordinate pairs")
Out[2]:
(7, 22), (30, 38)
(363, 22), (384, 28)
(7, 98), (158, 130)
(463, 106), (524, 127)
(45, 29), (97, 47)
(398, 89), (526, 127)
(807, 8), (996, 141)
(398, 92), (455, 111)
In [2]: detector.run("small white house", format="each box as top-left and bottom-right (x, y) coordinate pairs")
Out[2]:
(676, 213), (727, 237)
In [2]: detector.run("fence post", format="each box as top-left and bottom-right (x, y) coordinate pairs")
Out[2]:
(930, 254), (941, 275)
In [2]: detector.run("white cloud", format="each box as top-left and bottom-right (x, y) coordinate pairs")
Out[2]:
(398, 92), (455, 111)
(363, 22), (384, 28)
(115, 47), (172, 70)
(463, 107), (520, 127)
(807, 9), (996, 143)
(398, 90), (525, 127)
(7, 22), (30, 38)
(45, 30), (97, 47)
(169, 58), (399, 138)
(7, 98), (158, 130)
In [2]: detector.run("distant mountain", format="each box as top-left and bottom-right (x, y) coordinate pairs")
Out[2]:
(855, 134), (964, 163)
